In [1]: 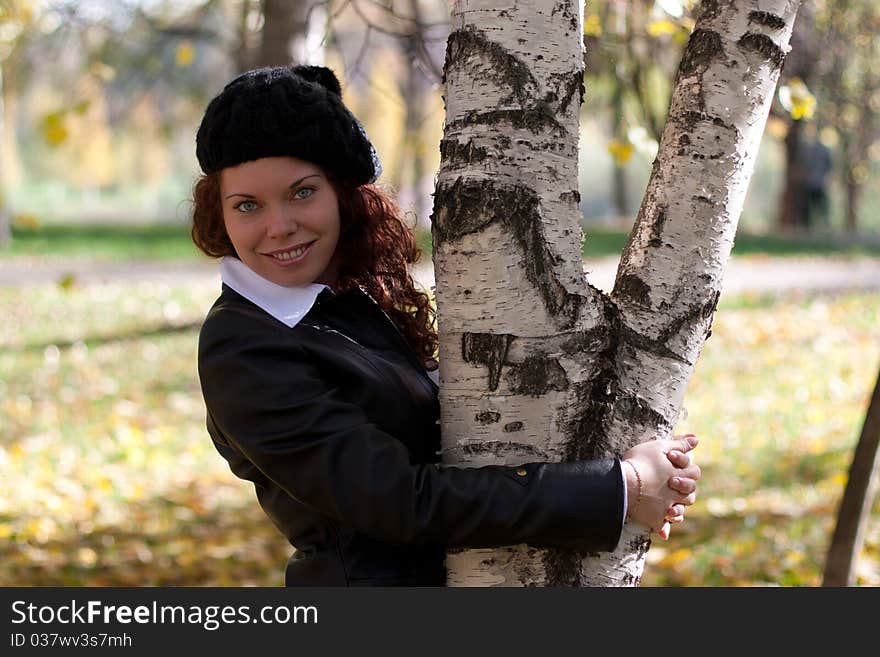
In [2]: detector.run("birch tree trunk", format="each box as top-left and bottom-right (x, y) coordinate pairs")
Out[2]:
(432, 0), (802, 586)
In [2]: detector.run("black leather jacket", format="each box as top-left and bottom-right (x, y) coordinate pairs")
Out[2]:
(198, 284), (625, 586)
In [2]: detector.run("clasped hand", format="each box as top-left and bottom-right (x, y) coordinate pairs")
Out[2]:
(622, 434), (701, 541)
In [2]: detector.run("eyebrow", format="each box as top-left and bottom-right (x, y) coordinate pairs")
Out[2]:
(224, 174), (323, 200)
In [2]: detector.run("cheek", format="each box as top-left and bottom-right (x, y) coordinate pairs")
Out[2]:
(220, 214), (237, 245)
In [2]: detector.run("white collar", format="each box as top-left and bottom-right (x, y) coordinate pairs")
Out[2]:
(220, 256), (330, 328)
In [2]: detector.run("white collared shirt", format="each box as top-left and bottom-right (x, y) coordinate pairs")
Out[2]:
(220, 256), (330, 328)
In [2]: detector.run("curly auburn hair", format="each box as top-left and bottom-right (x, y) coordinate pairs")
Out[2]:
(191, 172), (438, 366)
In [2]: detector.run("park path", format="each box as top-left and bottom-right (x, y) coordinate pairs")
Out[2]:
(1, 255), (878, 296)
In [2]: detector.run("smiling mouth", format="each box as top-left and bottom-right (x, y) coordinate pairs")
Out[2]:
(265, 241), (315, 262)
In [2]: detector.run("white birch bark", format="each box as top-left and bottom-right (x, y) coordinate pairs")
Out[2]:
(587, 0), (803, 585)
(434, 0), (603, 587)
(432, 0), (802, 586)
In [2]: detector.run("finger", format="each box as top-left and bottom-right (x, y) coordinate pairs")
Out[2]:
(667, 504), (686, 517)
(678, 463), (702, 481)
(665, 514), (685, 524)
(657, 521), (671, 541)
(666, 449), (691, 468)
(669, 476), (697, 495)
(676, 492), (697, 506)
(671, 434), (699, 453)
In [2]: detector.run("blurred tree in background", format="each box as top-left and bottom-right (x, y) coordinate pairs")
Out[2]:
(1, 0), (879, 238)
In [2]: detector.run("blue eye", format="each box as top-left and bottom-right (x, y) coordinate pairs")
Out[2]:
(294, 187), (314, 200)
(235, 200), (259, 213)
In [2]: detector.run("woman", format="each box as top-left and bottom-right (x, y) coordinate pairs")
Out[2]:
(192, 65), (701, 586)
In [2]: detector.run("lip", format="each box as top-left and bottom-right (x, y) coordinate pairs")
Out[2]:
(262, 240), (316, 266)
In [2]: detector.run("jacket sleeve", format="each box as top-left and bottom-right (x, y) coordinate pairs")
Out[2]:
(198, 315), (625, 553)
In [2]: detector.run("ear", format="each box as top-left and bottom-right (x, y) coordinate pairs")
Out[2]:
(290, 65), (343, 97)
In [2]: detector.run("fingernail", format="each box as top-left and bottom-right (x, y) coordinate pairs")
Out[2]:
(669, 450), (682, 458)
(687, 436), (699, 447)
(672, 477), (681, 486)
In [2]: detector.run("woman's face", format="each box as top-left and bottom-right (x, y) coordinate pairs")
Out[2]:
(220, 156), (341, 287)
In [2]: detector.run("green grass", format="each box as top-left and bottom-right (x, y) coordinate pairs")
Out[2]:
(1, 277), (878, 586)
(2, 223), (201, 261)
(4, 223), (880, 265)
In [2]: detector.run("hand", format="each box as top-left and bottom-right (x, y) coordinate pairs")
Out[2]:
(658, 434), (701, 539)
(622, 435), (701, 540)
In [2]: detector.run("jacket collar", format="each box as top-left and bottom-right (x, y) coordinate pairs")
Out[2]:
(220, 256), (331, 328)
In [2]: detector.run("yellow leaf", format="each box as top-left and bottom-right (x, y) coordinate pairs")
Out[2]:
(11, 212), (40, 229)
(778, 78), (816, 121)
(607, 139), (634, 166)
(583, 14), (602, 37)
(57, 273), (77, 290)
(42, 111), (69, 146)
(663, 547), (692, 566)
(647, 19), (677, 37)
(791, 96), (816, 120)
(175, 41), (195, 67)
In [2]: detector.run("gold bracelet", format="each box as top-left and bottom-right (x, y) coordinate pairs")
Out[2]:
(624, 460), (642, 519)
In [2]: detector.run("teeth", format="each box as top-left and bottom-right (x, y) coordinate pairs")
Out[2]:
(273, 243), (309, 261)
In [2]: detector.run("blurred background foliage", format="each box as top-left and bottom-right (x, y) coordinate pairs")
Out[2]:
(0, 0), (879, 586)
(0, 0), (878, 237)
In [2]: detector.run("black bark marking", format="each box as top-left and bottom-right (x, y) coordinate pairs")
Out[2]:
(446, 106), (565, 136)
(475, 410), (501, 425)
(562, 296), (621, 463)
(559, 190), (580, 204)
(544, 550), (583, 587)
(678, 110), (735, 133)
(699, 0), (733, 22)
(550, 0), (578, 31)
(616, 273), (652, 307)
(648, 204), (668, 248)
(619, 533), (651, 585)
(619, 324), (689, 365)
(616, 393), (673, 432)
(431, 177), (498, 243)
(444, 26), (536, 104)
(440, 138), (489, 167)
(432, 178), (587, 328)
(678, 133), (692, 156)
(508, 355), (569, 397)
(554, 69), (586, 114)
(503, 421), (523, 433)
(461, 332), (514, 391)
(560, 325), (609, 354)
(619, 289), (720, 365)
(505, 184), (586, 327)
(677, 29), (725, 78)
(458, 440), (545, 459)
(748, 11), (786, 30)
(737, 32), (786, 68)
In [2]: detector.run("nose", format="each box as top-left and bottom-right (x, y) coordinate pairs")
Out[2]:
(265, 203), (298, 239)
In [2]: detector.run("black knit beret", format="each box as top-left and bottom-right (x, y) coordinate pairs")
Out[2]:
(195, 65), (380, 185)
